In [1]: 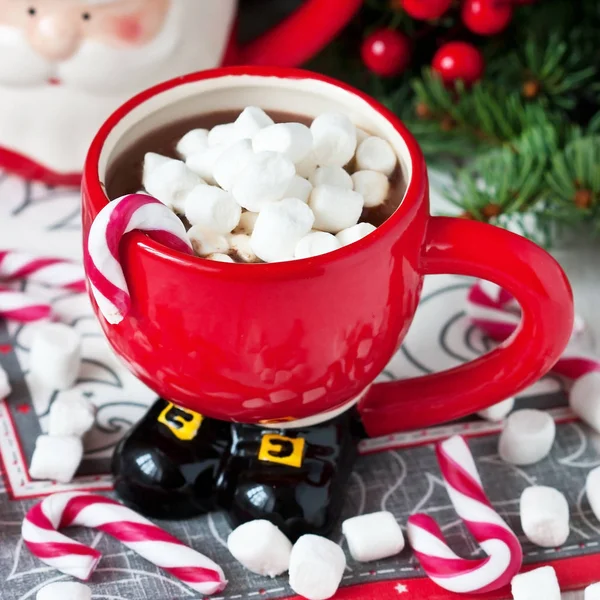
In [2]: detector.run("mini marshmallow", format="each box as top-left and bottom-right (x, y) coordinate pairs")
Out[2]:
(311, 113), (357, 167)
(310, 166), (354, 190)
(296, 152), (319, 179)
(286, 175), (313, 203)
(30, 323), (81, 391)
(29, 435), (83, 484)
(585, 583), (600, 599)
(232, 151), (296, 212)
(235, 106), (275, 139)
(207, 253), (235, 263)
(188, 225), (230, 257)
(207, 122), (241, 148)
(253, 123), (313, 164)
(229, 234), (258, 263)
(309, 186), (364, 233)
(251, 198), (315, 263)
(498, 409), (556, 465)
(511, 566), (561, 600)
(586, 466), (600, 521)
(477, 397), (515, 422)
(227, 520), (292, 577)
(186, 144), (228, 185)
(356, 127), (371, 144)
(48, 397), (96, 438)
(569, 371), (600, 432)
(234, 211), (259, 235)
(37, 582), (92, 600)
(351, 170), (390, 208)
(289, 535), (346, 600)
(342, 511), (405, 563)
(295, 231), (341, 259)
(336, 222), (377, 246)
(356, 136), (398, 176)
(213, 139), (255, 191)
(176, 129), (209, 159)
(143, 153), (203, 213)
(185, 185), (241, 234)
(520, 486), (570, 548)
(0, 364), (11, 399)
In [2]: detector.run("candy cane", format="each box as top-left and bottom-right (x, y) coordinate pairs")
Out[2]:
(0, 250), (86, 293)
(84, 194), (193, 325)
(407, 436), (522, 594)
(0, 285), (51, 322)
(22, 492), (227, 596)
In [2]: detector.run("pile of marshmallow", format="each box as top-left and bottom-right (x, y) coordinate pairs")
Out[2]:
(141, 107), (398, 263)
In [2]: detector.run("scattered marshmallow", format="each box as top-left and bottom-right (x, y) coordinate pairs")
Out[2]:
(213, 139), (255, 191)
(295, 231), (341, 259)
(0, 364), (11, 399)
(311, 113), (357, 167)
(29, 435), (83, 484)
(352, 170), (390, 207)
(207, 253), (235, 263)
(569, 371), (600, 432)
(143, 153), (203, 213)
(336, 222), (377, 246)
(234, 211), (259, 235)
(251, 198), (315, 263)
(176, 129), (209, 159)
(309, 185), (364, 233)
(29, 323), (81, 391)
(235, 106), (275, 139)
(186, 144), (228, 185)
(520, 486), (570, 548)
(229, 234), (258, 263)
(232, 151), (296, 212)
(586, 466), (600, 522)
(511, 566), (561, 600)
(499, 409), (556, 465)
(185, 185), (241, 234)
(48, 397), (96, 438)
(296, 152), (319, 179)
(227, 520), (292, 578)
(188, 225), (230, 257)
(289, 535), (346, 600)
(253, 123), (313, 164)
(477, 397), (515, 422)
(310, 166), (353, 190)
(356, 136), (397, 176)
(37, 582), (92, 600)
(585, 583), (600, 599)
(286, 175), (313, 203)
(342, 511), (404, 562)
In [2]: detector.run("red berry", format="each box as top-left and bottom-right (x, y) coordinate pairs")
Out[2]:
(401, 0), (452, 20)
(432, 41), (485, 85)
(361, 29), (412, 77)
(461, 0), (513, 36)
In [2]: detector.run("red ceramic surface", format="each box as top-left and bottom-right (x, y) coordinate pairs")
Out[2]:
(82, 66), (574, 435)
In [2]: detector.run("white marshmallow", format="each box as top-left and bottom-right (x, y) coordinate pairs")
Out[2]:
(30, 323), (81, 391)
(569, 371), (600, 432)
(289, 535), (346, 600)
(586, 466), (600, 522)
(585, 583), (600, 599)
(253, 123), (313, 164)
(286, 175), (313, 203)
(29, 435), (83, 484)
(311, 113), (358, 167)
(48, 397), (96, 438)
(232, 152), (296, 212)
(351, 170), (390, 208)
(207, 253), (235, 263)
(520, 486), (570, 548)
(0, 364), (11, 399)
(342, 511), (404, 563)
(208, 123), (241, 148)
(296, 152), (319, 179)
(143, 153), (203, 213)
(188, 225), (230, 257)
(511, 566), (561, 600)
(295, 232), (341, 259)
(176, 129), (209, 159)
(229, 234), (258, 263)
(336, 222), (377, 246)
(234, 211), (259, 235)
(477, 397), (515, 422)
(310, 166), (353, 190)
(356, 137), (397, 176)
(235, 106), (275, 139)
(185, 185), (241, 234)
(186, 144), (228, 185)
(309, 186), (364, 233)
(37, 582), (92, 600)
(213, 139), (255, 192)
(227, 520), (292, 578)
(498, 409), (556, 465)
(356, 127), (371, 144)
(251, 198), (315, 263)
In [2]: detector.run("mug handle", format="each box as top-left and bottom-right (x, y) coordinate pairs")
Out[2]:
(360, 216), (574, 437)
(235, 0), (362, 67)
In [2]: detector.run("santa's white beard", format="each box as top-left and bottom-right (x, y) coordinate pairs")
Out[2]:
(0, 26), (54, 85)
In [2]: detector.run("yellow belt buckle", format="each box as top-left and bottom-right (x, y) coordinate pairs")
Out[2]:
(258, 433), (305, 468)
(157, 402), (204, 441)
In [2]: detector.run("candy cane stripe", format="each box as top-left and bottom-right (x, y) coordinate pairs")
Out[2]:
(0, 286), (51, 322)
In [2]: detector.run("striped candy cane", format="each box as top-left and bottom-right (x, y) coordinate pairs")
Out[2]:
(22, 492), (227, 596)
(407, 436), (522, 594)
(84, 194), (193, 325)
(0, 250), (86, 293)
(0, 285), (51, 322)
